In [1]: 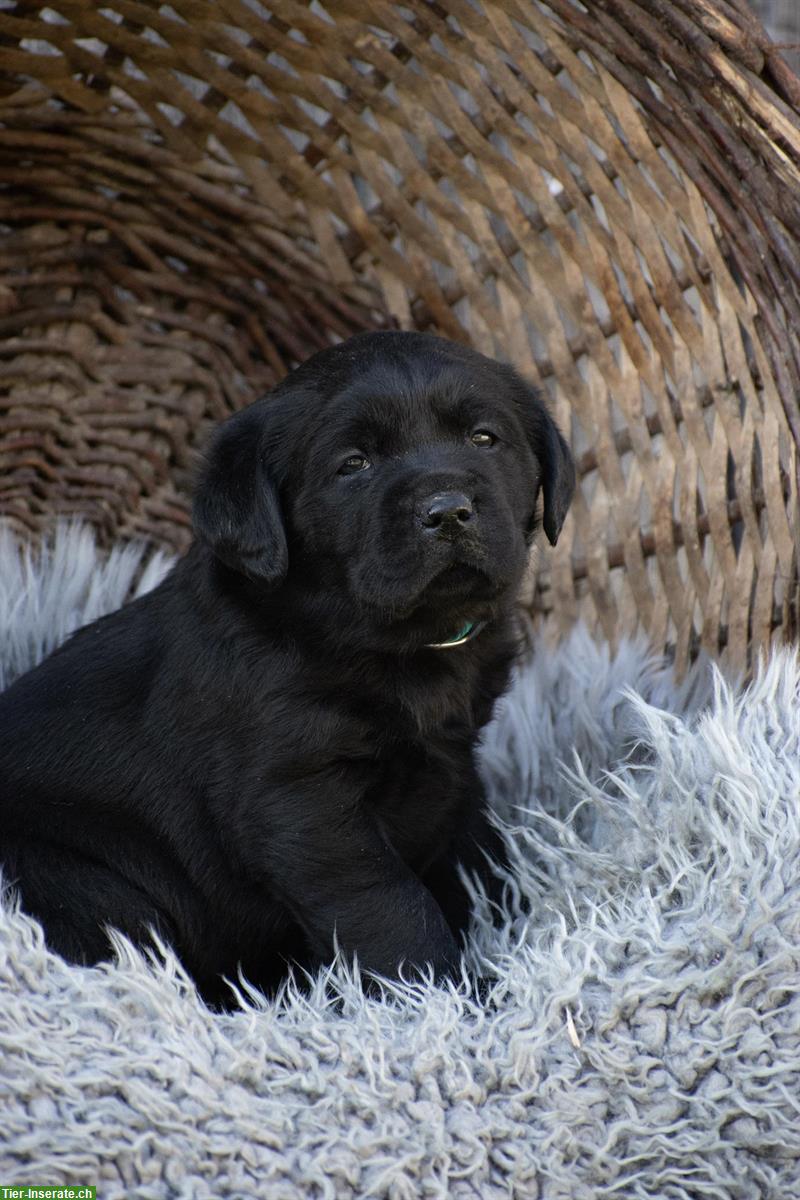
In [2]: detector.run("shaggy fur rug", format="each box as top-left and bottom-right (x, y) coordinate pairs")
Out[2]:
(1, 524), (799, 1199)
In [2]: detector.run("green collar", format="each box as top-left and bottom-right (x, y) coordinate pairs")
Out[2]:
(426, 619), (487, 650)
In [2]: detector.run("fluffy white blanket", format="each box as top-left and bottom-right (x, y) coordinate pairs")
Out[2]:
(1, 524), (798, 1198)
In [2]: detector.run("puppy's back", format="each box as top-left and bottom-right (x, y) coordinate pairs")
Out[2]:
(0, 586), (168, 823)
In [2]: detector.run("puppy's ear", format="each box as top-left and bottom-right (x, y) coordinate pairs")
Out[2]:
(192, 403), (288, 586)
(538, 411), (576, 546)
(513, 382), (576, 546)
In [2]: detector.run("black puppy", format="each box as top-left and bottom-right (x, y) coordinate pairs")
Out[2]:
(0, 331), (574, 1004)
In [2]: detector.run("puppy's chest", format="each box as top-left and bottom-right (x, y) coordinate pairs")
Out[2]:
(364, 729), (478, 871)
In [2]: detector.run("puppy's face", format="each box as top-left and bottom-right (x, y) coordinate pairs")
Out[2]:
(194, 332), (574, 646)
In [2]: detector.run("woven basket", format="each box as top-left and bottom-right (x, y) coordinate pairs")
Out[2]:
(2, 1), (799, 675)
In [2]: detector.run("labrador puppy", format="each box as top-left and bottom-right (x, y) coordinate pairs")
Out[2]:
(0, 331), (574, 1004)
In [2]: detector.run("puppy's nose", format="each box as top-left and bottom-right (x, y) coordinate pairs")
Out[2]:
(420, 492), (475, 531)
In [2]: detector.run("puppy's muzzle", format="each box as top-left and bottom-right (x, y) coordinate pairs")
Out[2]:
(417, 492), (475, 539)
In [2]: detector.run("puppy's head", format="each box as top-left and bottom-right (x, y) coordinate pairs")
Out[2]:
(193, 332), (574, 646)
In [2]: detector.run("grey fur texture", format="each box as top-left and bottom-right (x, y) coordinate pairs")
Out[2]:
(1, 524), (798, 1198)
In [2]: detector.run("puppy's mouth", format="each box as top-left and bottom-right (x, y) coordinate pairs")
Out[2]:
(378, 553), (507, 629)
(419, 559), (491, 599)
(347, 530), (524, 632)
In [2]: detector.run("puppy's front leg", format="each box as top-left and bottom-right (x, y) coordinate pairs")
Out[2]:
(238, 774), (460, 983)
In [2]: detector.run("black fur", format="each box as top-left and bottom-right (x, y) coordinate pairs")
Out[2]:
(0, 331), (574, 1005)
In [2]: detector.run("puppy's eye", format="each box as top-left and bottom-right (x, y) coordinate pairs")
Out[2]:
(338, 453), (371, 475)
(470, 430), (496, 447)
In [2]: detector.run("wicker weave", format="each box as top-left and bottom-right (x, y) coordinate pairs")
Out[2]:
(1, 0), (799, 674)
